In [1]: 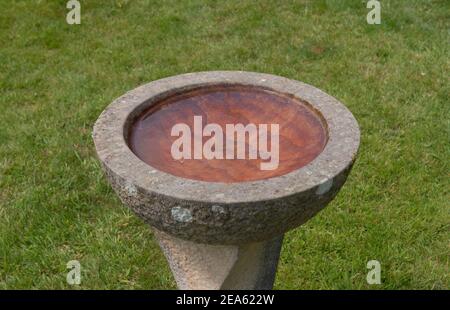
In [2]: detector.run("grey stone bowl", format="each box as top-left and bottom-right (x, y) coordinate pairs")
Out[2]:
(93, 71), (360, 245)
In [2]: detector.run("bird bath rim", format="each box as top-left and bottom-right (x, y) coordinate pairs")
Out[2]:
(92, 71), (360, 205)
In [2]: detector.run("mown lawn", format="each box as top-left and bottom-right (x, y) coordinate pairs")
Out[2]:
(0, 0), (448, 289)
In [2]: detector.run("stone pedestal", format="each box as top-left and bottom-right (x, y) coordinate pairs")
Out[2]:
(155, 229), (283, 290)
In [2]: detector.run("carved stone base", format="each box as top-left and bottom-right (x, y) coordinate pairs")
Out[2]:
(153, 228), (284, 290)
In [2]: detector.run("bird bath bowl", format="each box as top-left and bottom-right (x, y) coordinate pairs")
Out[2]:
(93, 71), (360, 289)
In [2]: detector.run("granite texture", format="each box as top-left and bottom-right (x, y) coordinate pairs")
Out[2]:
(93, 71), (360, 245)
(154, 228), (283, 290)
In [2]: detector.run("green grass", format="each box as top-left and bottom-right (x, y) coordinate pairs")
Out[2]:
(0, 0), (448, 289)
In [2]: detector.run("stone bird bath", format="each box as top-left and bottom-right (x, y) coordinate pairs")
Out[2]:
(93, 71), (360, 289)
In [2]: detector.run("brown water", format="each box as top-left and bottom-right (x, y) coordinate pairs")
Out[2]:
(128, 85), (327, 182)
